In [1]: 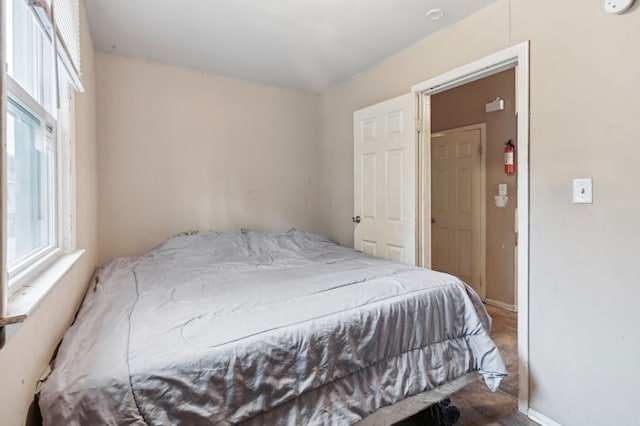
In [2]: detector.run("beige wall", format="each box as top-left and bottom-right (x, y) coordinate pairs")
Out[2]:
(2, 1), (638, 424)
(431, 69), (517, 306)
(0, 2), (98, 425)
(320, 1), (640, 424)
(95, 54), (322, 263)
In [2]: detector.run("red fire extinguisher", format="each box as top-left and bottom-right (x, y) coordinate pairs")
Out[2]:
(504, 140), (515, 175)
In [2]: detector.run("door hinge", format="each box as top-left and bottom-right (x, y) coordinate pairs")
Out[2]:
(415, 92), (423, 134)
(415, 116), (422, 134)
(515, 231), (519, 247)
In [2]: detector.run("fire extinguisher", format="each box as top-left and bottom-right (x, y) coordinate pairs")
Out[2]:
(504, 140), (515, 175)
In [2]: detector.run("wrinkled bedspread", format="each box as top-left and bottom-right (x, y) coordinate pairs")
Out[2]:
(39, 231), (506, 425)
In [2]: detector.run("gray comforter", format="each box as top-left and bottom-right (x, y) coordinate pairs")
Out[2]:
(39, 231), (506, 425)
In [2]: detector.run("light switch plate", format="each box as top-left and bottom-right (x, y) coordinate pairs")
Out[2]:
(498, 184), (508, 196)
(573, 178), (593, 204)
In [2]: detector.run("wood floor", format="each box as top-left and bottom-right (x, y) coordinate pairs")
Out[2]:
(393, 305), (537, 426)
(447, 305), (535, 426)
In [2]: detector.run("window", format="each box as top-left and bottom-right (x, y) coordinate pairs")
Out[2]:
(3, 0), (73, 288)
(6, 100), (56, 275)
(6, 0), (56, 115)
(0, 0), (82, 326)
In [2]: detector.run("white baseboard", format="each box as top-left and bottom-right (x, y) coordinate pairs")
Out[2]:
(484, 298), (517, 312)
(528, 408), (563, 426)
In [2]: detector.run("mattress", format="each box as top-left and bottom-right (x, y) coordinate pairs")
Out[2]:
(39, 230), (506, 425)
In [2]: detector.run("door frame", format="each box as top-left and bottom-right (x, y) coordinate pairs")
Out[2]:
(430, 124), (487, 300)
(412, 41), (530, 414)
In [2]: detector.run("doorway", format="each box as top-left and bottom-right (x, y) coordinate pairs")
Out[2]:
(429, 69), (519, 405)
(413, 42), (530, 414)
(430, 69), (518, 310)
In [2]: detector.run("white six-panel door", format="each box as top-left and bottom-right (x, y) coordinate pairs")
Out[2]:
(430, 128), (482, 294)
(353, 93), (416, 265)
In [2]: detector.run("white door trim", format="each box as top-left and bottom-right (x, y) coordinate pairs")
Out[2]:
(430, 124), (486, 300)
(413, 41), (530, 415)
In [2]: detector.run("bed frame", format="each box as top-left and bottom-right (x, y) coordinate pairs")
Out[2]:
(358, 372), (480, 425)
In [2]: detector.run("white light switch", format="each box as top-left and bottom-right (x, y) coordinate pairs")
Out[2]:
(498, 184), (508, 196)
(573, 178), (593, 204)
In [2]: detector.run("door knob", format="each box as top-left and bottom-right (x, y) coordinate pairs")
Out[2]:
(352, 216), (361, 223)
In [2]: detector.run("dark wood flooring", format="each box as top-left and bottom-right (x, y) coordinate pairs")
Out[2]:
(483, 305), (519, 400)
(448, 305), (535, 426)
(393, 305), (536, 426)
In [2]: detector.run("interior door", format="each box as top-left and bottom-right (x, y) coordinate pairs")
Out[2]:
(431, 128), (482, 293)
(353, 93), (416, 265)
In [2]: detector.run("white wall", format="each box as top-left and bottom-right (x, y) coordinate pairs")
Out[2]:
(96, 54), (323, 263)
(319, 1), (640, 424)
(0, 2), (98, 424)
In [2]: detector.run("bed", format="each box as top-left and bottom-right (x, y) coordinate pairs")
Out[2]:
(39, 230), (506, 425)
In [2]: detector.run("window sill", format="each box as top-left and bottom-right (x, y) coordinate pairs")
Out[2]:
(0, 250), (85, 327)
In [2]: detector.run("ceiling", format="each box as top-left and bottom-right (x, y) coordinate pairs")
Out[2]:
(84, 0), (498, 92)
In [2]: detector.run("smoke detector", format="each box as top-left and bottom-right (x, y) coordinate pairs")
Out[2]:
(425, 9), (445, 21)
(604, 0), (634, 14)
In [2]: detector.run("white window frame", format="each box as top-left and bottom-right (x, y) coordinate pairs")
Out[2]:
(0, 0), (81, 329)
(5, 76), (61, 289)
